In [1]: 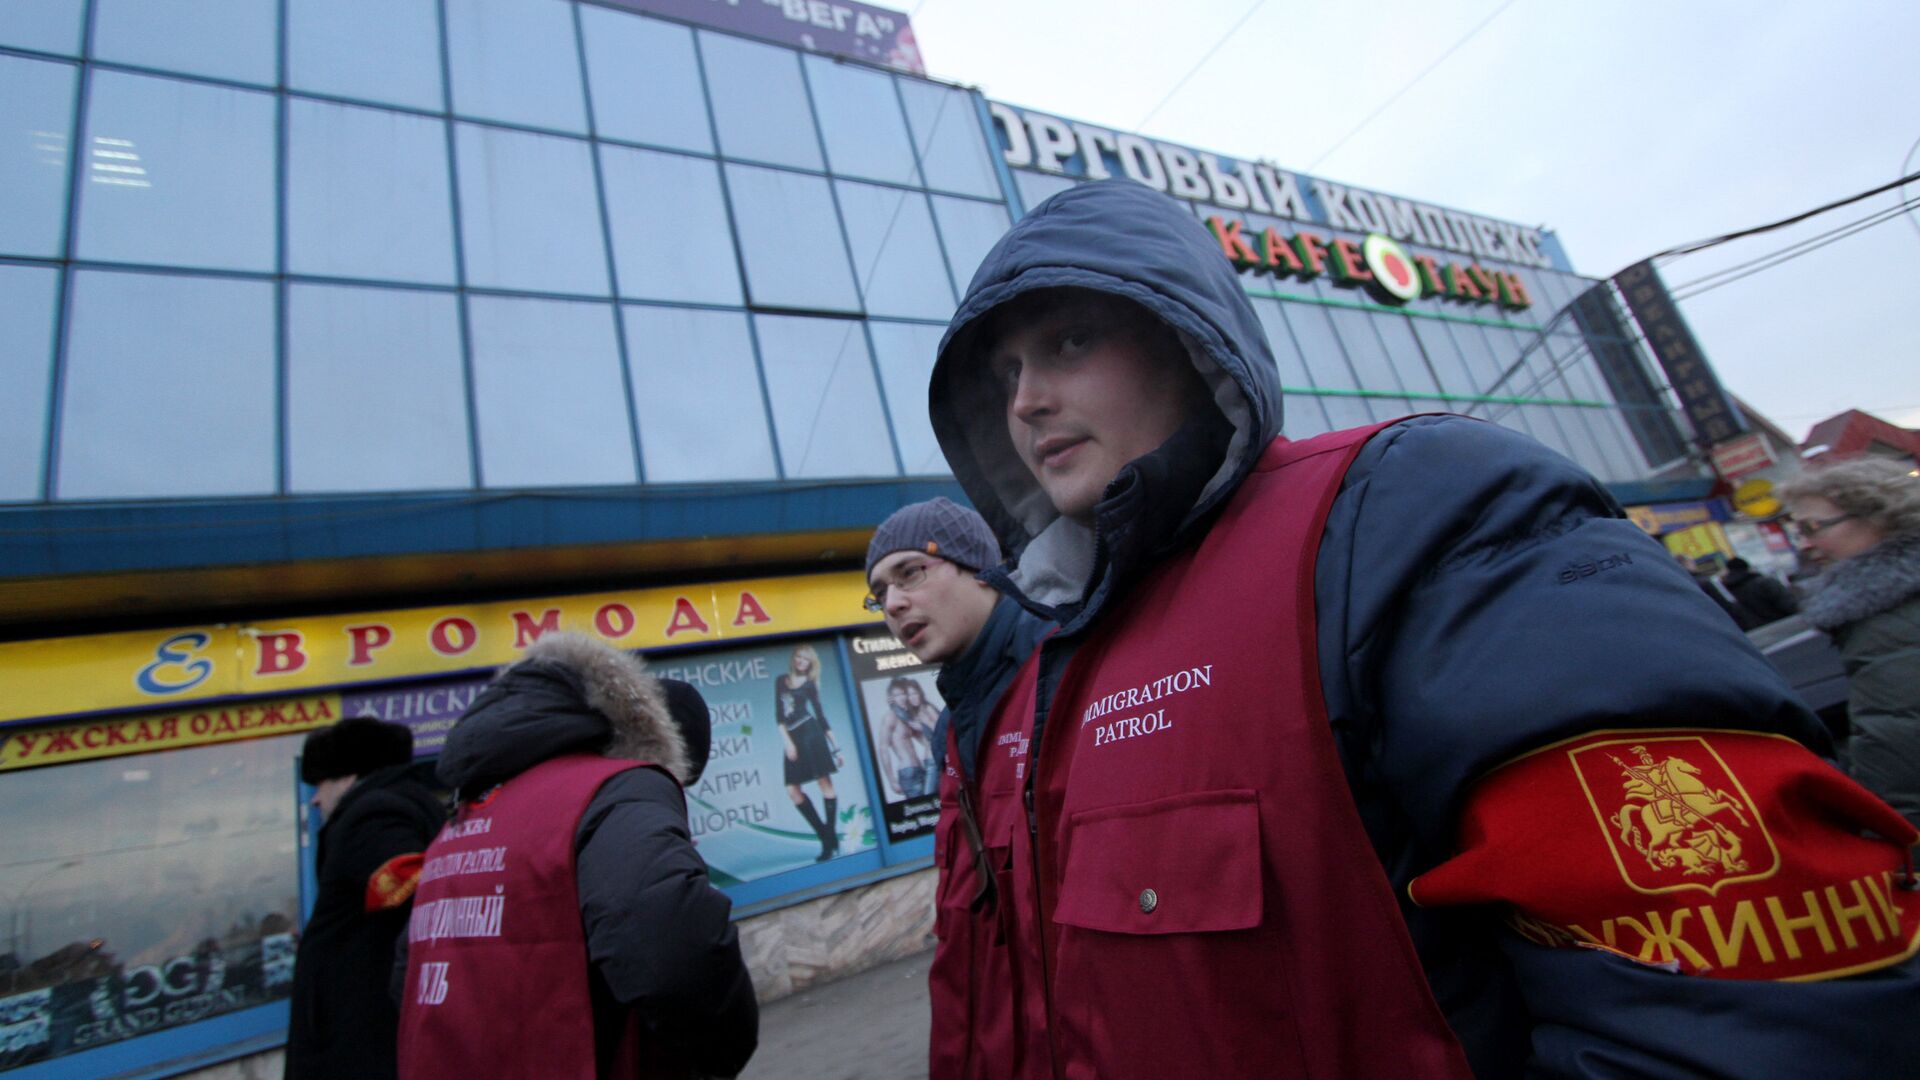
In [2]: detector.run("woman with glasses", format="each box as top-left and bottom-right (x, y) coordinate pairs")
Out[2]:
(775, 643), (843, 861)
(1780, 458), (1920, 832)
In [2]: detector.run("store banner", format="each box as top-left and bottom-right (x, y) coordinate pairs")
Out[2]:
(1612, 261), (1747, 446)
(591, 0), (922, 73)
(0, 572), (872, 727)
(846, 630), (942, 843)
(340, 677), (491, 758)
(0, 693), (340, 772)
(652, 637), (877, 886)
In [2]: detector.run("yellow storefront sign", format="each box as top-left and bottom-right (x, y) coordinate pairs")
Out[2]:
(0, 693), (341, 771)
(0, 571), (873, 726)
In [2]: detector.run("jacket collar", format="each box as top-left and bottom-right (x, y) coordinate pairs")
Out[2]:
(1803, 531), (1920, 631)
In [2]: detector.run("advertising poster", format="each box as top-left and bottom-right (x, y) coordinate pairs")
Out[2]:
(652, 637), (876, 885)
(846, 631), (942, 843)
(340, 676), (490, 758)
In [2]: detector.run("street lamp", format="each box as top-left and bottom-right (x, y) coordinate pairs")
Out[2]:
(8, 859), (81, 961)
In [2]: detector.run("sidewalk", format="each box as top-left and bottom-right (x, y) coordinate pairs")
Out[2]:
(740, 947), (933, 1080)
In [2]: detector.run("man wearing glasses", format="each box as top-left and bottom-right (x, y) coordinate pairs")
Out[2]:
(864, 497), (1050, 1080)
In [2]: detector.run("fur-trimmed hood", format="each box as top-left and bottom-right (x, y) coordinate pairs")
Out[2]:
(1802, 532), (1920, 632)
(437, 632), (692, 794)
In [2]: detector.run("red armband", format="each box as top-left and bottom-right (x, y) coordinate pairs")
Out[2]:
(1409, 730), (1918, 981)
(365, 852), (425, 912)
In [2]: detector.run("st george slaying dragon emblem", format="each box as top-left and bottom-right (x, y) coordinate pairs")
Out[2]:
(1571, 736), (1779, 895)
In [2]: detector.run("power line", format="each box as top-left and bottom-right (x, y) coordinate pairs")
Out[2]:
(1667, 195), (1920, 294)
(1305, 0), (1524, 171)
(1652, 169), (1920, 260)
(1133, 0), (1273, 132)
(1670, 197), (1920, 301)
(1902, 132), (1920, 243)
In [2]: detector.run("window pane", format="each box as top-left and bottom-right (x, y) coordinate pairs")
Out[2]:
(600, 145), (741, 304)
(288, 0), (444, 112)
(288, 99), (456, 284)
(1325, 307), (1412, 422)
(468, 296), (635, 488)
(700, 32), (821, 170)
(929, 195), (1008, 298)
(867, 320), (948, 476)
(1409, 318), (1478, 397)
(0, 0), (85, 54)
(1013, 170), (1073, 215)
(837, 181), (952, 320)
(454, 123), (608, 296)
(806, 56), (917, 185)
(725, 164), (858, 312)
(1278, 302), (1372, 429)
(288, 284), (471, 493)
(579, 7), (711, 153)
(59, 271), (275, 499)
(624, 306), (777, 482)
(0, 56), (75, 258)
(445, 0), (587, 132)
(77, 71), (276, 272)
(0, 734), (301, 1069)
(91, 0), (277, 85)
(1371, 314), (1440, 396)
(0, 265), (59, 501)
(898, 79), (998, 198)
(755, 314), (898, 478)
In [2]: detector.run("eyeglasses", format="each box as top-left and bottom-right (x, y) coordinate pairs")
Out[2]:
(1795, 513), (1854, 537)
(864, 560), (933, 612)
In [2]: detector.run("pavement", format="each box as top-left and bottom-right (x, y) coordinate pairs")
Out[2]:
(740, 948), (934, 1080)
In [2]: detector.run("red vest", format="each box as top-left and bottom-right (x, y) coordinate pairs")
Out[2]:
(1028, 428), (1472, 1079)
(397, 754), (650, 1080)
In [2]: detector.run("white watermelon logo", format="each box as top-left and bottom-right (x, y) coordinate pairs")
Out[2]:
(1362, 233), (1421, 302)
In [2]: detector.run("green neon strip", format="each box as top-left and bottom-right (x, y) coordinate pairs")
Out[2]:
(1242, 286), (1563, 334)
(1282, 385), (1613, 409)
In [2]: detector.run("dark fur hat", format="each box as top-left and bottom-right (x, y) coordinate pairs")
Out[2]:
(658, 678), (712, 786)
(301, 718), (413, 785)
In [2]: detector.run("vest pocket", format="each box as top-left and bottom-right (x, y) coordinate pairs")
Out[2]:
(1053, 788), (1262, 934)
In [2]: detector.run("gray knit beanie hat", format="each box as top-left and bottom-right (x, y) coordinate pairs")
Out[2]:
(866, 497), (1002, 579)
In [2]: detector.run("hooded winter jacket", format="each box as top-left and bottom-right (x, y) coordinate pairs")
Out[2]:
(927, 179), (1920, 1079)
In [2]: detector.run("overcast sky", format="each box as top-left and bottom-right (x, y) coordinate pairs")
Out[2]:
(910, 0), (1920, 440)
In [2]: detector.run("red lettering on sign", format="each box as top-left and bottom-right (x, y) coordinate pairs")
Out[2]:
(190, 714), (212, 736)
(595, 603), (636, 639)
(1499, 272), (1531, 309)
(732, 592), (772, 627)
(1205, 216), (1258, 267)
(1292, 232), (1329, 276)
(512, 608), (562, 648)
(1413, 255), (1445, 294)
(14, 732), (38, 757)
(1330, 238), (1372, 283)
(665, 597), (712, 638)
(1260, 228), (1304, 274)
(83, 726), (104, 749)
(255, 632), (308, 676)
(346, 624), (393, 666)
(430, 617), (478, 656)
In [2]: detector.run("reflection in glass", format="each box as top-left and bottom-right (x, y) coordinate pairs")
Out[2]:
(625, 306), (778, 483)
(754, 315), (899, 479)
(929, 195), (1009, 298)
(287, 284), (472, 493)
(0, 0), (86, 55)
(579, 7), (712, 153)
(867, 321), (949, 476)
(58, 271), (275, 500)
(600, 145), (742, 304)
(725, 165), (859, 313)
(0, 265), (59, 502)
(287, 0), (444, 112)
(898, 80), (999, 198)
(836, 181), (953, 320)
(806, 56), (918, 186)
(467, 296), (637, 489)
(454, 124), (609, 296)
(91, 0), (277, 85)
(444, 0), (587, 132)
(700, 32), (822, 170)
(76, 72), (277, 273)
(287, 99), (456, 285)
(0, 56), (76, 259)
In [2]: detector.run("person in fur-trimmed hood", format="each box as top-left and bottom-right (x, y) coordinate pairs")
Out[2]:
(397, 632), (757, 1080)
(1783, 458), (1920, 832)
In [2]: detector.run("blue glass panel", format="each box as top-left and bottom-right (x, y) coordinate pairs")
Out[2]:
(867, 320), (949, 476)
(898, 79), (998, 198)
(1370, 313), (1440, 396)
(287, 99), (456, 284)
(287, 284), (471, 493)
(1408, 317), (1478, 396)
(806, 55), (917, 186)
(1249, 297), (1331, 434)
(444, 0), (587, 133)
(0, 56), (76, 258)
(699, 32), (821, 170)
(58, 271), (275, 499)
(725, 164), (858, 312)
(754, 314), (897, 478)
(467, 296), (636, 488)
(287, 0), (444, 112)
(0, 0), (84, 55)
(454, 123), (608, 296)
(0, 265), (59, 501)
(76, 71), (276, 272)
(836, 181), (952, 320)
(624, 306), (777, 482)
(579, 7), (712, 153)
(600, 145), (741, 304)
(928, 195), (1008, 299)
(1013, 170), (1073, 216)
(1325, 307), (1412, 423)
(91, 0), (277, 86)
(1277, 302), (1371, 430)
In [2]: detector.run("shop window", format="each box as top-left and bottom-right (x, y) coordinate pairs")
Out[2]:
(0, 734), (302, 1071)
(928, 195), (1009, 302)
(898, 80), (999, 199)
(836, 181), (953, 321)
(0, 265), (59, 503)
(753, 314), (899, 479)
(57, 271), (276, 500)
(287, 99), (457, 285)
(579, 8), (712, 153)
(724, 164), (859, 313)
(453, 123), (609, 297)
(866, 321), (950, 476)
(599, 145), (742, 305)
(75, 71), (276, 273)
(624, 306), (777, 483)
(699, 32), (822, 171)
(0, 56), (75, 259)
(1276, 302), (1372, 430)
(467, 295), (637, 489)
(287, 0), (444, 112)
(1248, 297), (1332, 436)
(90, 0), (276, 86)
(805, 56), (918, 187)
(0, 0), (85, 55)
(287, 284), (472, 494)
(443, 0), (587, 133)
